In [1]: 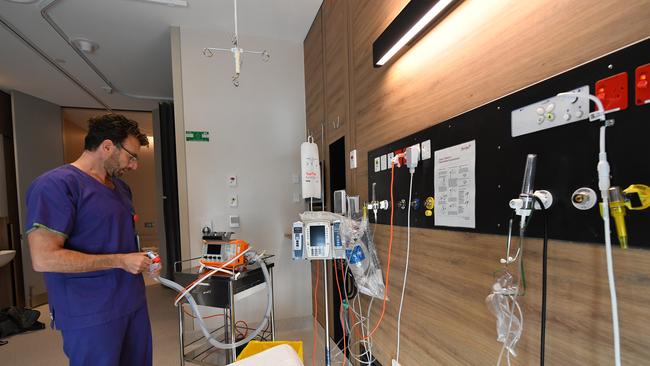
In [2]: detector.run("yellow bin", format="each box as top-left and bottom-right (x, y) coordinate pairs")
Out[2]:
(236, 340), (304, 361)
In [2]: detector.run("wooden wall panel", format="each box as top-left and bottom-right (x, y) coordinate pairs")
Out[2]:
(323, 0), (350, 145)
(359, 227), (650, 365)
(304, 7), (324, 139)
(342, 0), (650, 365)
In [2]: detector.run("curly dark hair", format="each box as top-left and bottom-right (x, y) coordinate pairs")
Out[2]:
(84, 114), (149, 151)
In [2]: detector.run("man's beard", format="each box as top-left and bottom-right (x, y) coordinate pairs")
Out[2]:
(105, 152), (124, 178)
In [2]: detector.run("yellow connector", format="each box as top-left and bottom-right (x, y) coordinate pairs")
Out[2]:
(624, 184), (650, 210)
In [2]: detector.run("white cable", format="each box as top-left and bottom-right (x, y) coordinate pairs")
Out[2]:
(598, 125), (621, 366)
(173, 247), (250, 306)
(395, 172), (414, 363)
(557, 92), (620, 366)
(556, 92), (606, 122)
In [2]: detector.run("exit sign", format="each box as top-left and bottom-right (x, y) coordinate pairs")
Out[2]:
(186, 131), (209, 142)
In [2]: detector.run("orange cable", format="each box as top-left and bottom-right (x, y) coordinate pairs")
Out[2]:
(361, 161), (396, 341)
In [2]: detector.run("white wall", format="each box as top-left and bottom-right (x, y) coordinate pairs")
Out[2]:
(177, 26), (311, 323)
(11, 90), (63, 305)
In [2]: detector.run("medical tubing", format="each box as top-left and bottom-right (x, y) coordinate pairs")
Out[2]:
(395, 171), (414, 363)
(362, 160), (397, 341)
(534, 196), (548, 366)
(497, 228), (526, 366)
(173, 248), (250, 306)
(156, 256), (272, 350)
(313, 261), (320, 366)
(333, 260), (348, 365)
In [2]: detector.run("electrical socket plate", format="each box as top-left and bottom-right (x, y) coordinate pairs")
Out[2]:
(228, 175), (237, 187)
(349, 149), (357, 169)
(421, 139), (431, 160)
(511, 85), (589, 137)
(229, 194), (238, 207)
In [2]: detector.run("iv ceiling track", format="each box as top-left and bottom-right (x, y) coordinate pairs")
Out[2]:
(40, 0), (173, 102)
(0, 13), (112, 111)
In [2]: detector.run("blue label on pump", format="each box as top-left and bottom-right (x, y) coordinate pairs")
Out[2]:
(347, 245), (365, 264)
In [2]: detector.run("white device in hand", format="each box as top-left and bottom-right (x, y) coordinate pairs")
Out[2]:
(305, 221), (331, 259)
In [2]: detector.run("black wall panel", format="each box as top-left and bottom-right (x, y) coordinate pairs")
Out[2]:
(368, 39), (650, 248)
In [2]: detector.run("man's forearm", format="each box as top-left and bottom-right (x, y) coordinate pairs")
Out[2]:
(33, 247), (125, 273)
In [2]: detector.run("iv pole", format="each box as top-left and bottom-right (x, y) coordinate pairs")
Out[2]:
(202, 0), (270, 86)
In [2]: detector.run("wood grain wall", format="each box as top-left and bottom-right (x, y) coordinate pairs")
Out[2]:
(304, 0), (650, 365)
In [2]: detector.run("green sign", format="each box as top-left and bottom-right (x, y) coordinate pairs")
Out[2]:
(186, 131), (209, 142)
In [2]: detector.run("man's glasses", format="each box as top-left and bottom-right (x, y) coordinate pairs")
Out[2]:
(118, 144), (138, 162)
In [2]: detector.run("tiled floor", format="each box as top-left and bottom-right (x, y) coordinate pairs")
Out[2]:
(0, 283), (342, 366)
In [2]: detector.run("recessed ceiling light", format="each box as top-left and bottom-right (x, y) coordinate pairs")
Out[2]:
(130, 0), (189, 7)
(4, 0), (40, 3)
(71, 38), (99, 54)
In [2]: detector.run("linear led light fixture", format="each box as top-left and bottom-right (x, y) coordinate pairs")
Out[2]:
(131, 0), (188, 7)
(373, 0), (460, 67)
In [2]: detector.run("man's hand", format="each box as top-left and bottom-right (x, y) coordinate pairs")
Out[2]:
(120, 252), (152, 275)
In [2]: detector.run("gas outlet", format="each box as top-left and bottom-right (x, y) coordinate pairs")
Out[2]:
(511, 85), (589, 137)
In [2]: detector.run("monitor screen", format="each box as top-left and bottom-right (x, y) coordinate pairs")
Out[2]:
(310, 225), (326, 247)
(206, 244), (223, 255)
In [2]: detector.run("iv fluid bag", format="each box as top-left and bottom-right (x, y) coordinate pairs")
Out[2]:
(301, 141), (321, 199)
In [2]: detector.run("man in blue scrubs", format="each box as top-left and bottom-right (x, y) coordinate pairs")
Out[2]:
(25, 114), (158, 366)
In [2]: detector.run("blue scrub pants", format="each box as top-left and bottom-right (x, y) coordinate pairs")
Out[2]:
(61, 305), (152, 366)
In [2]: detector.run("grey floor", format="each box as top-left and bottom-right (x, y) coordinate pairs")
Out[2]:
(0, 284), (338, 366)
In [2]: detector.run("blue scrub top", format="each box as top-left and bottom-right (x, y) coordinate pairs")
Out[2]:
(25, 164), (146, 330)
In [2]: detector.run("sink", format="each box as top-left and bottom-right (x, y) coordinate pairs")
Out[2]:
(0, 250), (16, 268)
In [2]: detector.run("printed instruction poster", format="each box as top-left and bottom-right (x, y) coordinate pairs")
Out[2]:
(434, 140), (476, 228)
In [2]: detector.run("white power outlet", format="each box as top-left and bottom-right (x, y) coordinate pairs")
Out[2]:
(229, 194), (238, 207)
(349, 149), (357, 169)
(228, 175), (237, 187)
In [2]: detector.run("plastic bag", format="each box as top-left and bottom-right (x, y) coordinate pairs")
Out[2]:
(485, 270), (522, 358)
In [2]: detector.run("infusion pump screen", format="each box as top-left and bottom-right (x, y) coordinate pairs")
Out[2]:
(310, 225), (326, 247)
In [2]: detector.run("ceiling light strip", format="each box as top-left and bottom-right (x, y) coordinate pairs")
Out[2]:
(40, 0), (173, 101)
(0, 13), (113, 111)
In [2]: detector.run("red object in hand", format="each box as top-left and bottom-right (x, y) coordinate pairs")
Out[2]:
(595, 72), (628, 111)
(635, 63), (650, 105)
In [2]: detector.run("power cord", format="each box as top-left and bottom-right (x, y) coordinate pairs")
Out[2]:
(533, 196), (548, 366)
(395, 170), (415, 363)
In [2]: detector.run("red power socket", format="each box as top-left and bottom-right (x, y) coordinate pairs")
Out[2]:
(635, 63), (650, 106)
(595, 72), (628, 112)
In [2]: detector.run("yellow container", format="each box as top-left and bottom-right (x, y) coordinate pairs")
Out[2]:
(236, 340), (304, 361)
